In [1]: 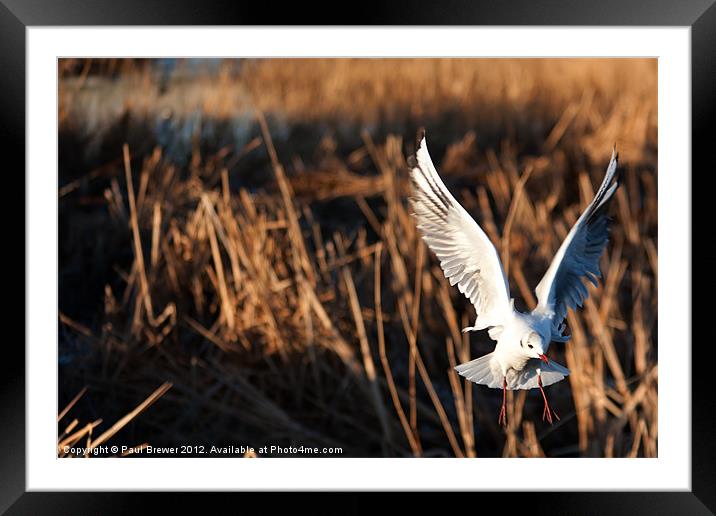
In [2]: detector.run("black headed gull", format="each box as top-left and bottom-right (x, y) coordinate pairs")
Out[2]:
(408, 132), (620, 426)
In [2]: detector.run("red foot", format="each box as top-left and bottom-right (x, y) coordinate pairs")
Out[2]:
(538, 375), (560, 425)
(498, 377), (507, 427)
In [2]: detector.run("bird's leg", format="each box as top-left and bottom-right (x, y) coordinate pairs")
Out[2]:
(498, 377), (507, 427)
(537, 375), (560, 425)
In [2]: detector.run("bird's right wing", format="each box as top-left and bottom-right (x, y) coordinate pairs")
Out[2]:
(409, 135), (512, 330)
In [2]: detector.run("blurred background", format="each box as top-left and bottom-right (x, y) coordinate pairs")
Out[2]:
(58, 58), (657, 458)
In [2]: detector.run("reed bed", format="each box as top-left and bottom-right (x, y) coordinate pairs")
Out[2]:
(58, 58), (657, 457)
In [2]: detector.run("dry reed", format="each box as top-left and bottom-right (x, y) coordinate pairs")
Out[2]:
(58, 58), (657, 457)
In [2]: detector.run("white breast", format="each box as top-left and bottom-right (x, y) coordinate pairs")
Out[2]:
(493, 312), (531, 374)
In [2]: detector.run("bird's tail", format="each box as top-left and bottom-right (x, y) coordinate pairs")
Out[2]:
(454, 352), (503, 389)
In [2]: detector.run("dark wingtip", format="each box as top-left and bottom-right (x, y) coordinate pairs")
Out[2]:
(408, 127), (426, 169)
(612, 144), (622, 186)
(416, 127), (426, 146)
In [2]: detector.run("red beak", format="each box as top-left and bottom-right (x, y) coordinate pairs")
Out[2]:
(538, 354), (549, 364)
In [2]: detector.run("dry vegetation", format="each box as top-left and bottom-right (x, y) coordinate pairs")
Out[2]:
(58, 58), (657, 458)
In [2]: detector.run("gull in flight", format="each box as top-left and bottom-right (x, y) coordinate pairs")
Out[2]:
(408, 132), (620, 426)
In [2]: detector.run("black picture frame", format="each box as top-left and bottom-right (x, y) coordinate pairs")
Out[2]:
(3, 1), (712, 513)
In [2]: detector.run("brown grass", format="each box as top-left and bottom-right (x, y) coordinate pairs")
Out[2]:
(58, 58), (657, 457)
(57, 383), (172, 457)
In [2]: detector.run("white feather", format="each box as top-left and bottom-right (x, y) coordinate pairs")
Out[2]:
(507, 359), (570, 390)
(413, 135), (619, 401)
(533, 149), (620, 332)
(454, 353), (503, 389)
(409, 136), (511, 332)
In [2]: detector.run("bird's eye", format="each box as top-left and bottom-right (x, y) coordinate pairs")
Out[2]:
(528, 344), (534, 349)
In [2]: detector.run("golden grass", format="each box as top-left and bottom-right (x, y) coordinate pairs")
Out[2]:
(58, 58), (657, 457)
(57, 383), (171, 457)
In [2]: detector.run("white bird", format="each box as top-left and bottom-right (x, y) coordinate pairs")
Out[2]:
(408, 132), (620, 426)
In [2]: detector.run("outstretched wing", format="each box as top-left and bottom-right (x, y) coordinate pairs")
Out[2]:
(409, 134), (511, 329)
(534, 149), (621, 330)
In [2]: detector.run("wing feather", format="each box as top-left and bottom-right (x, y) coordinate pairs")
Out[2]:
(508, 359), (570, 390)
(409, 135), (511, 329)
(534, 149), (621, 331)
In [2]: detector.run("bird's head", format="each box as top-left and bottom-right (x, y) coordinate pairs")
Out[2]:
(520, 331), (549, 363)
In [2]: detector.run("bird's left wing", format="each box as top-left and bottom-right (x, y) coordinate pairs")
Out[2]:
(409, 135), (511, 330)
(533, 149), (621, 331)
